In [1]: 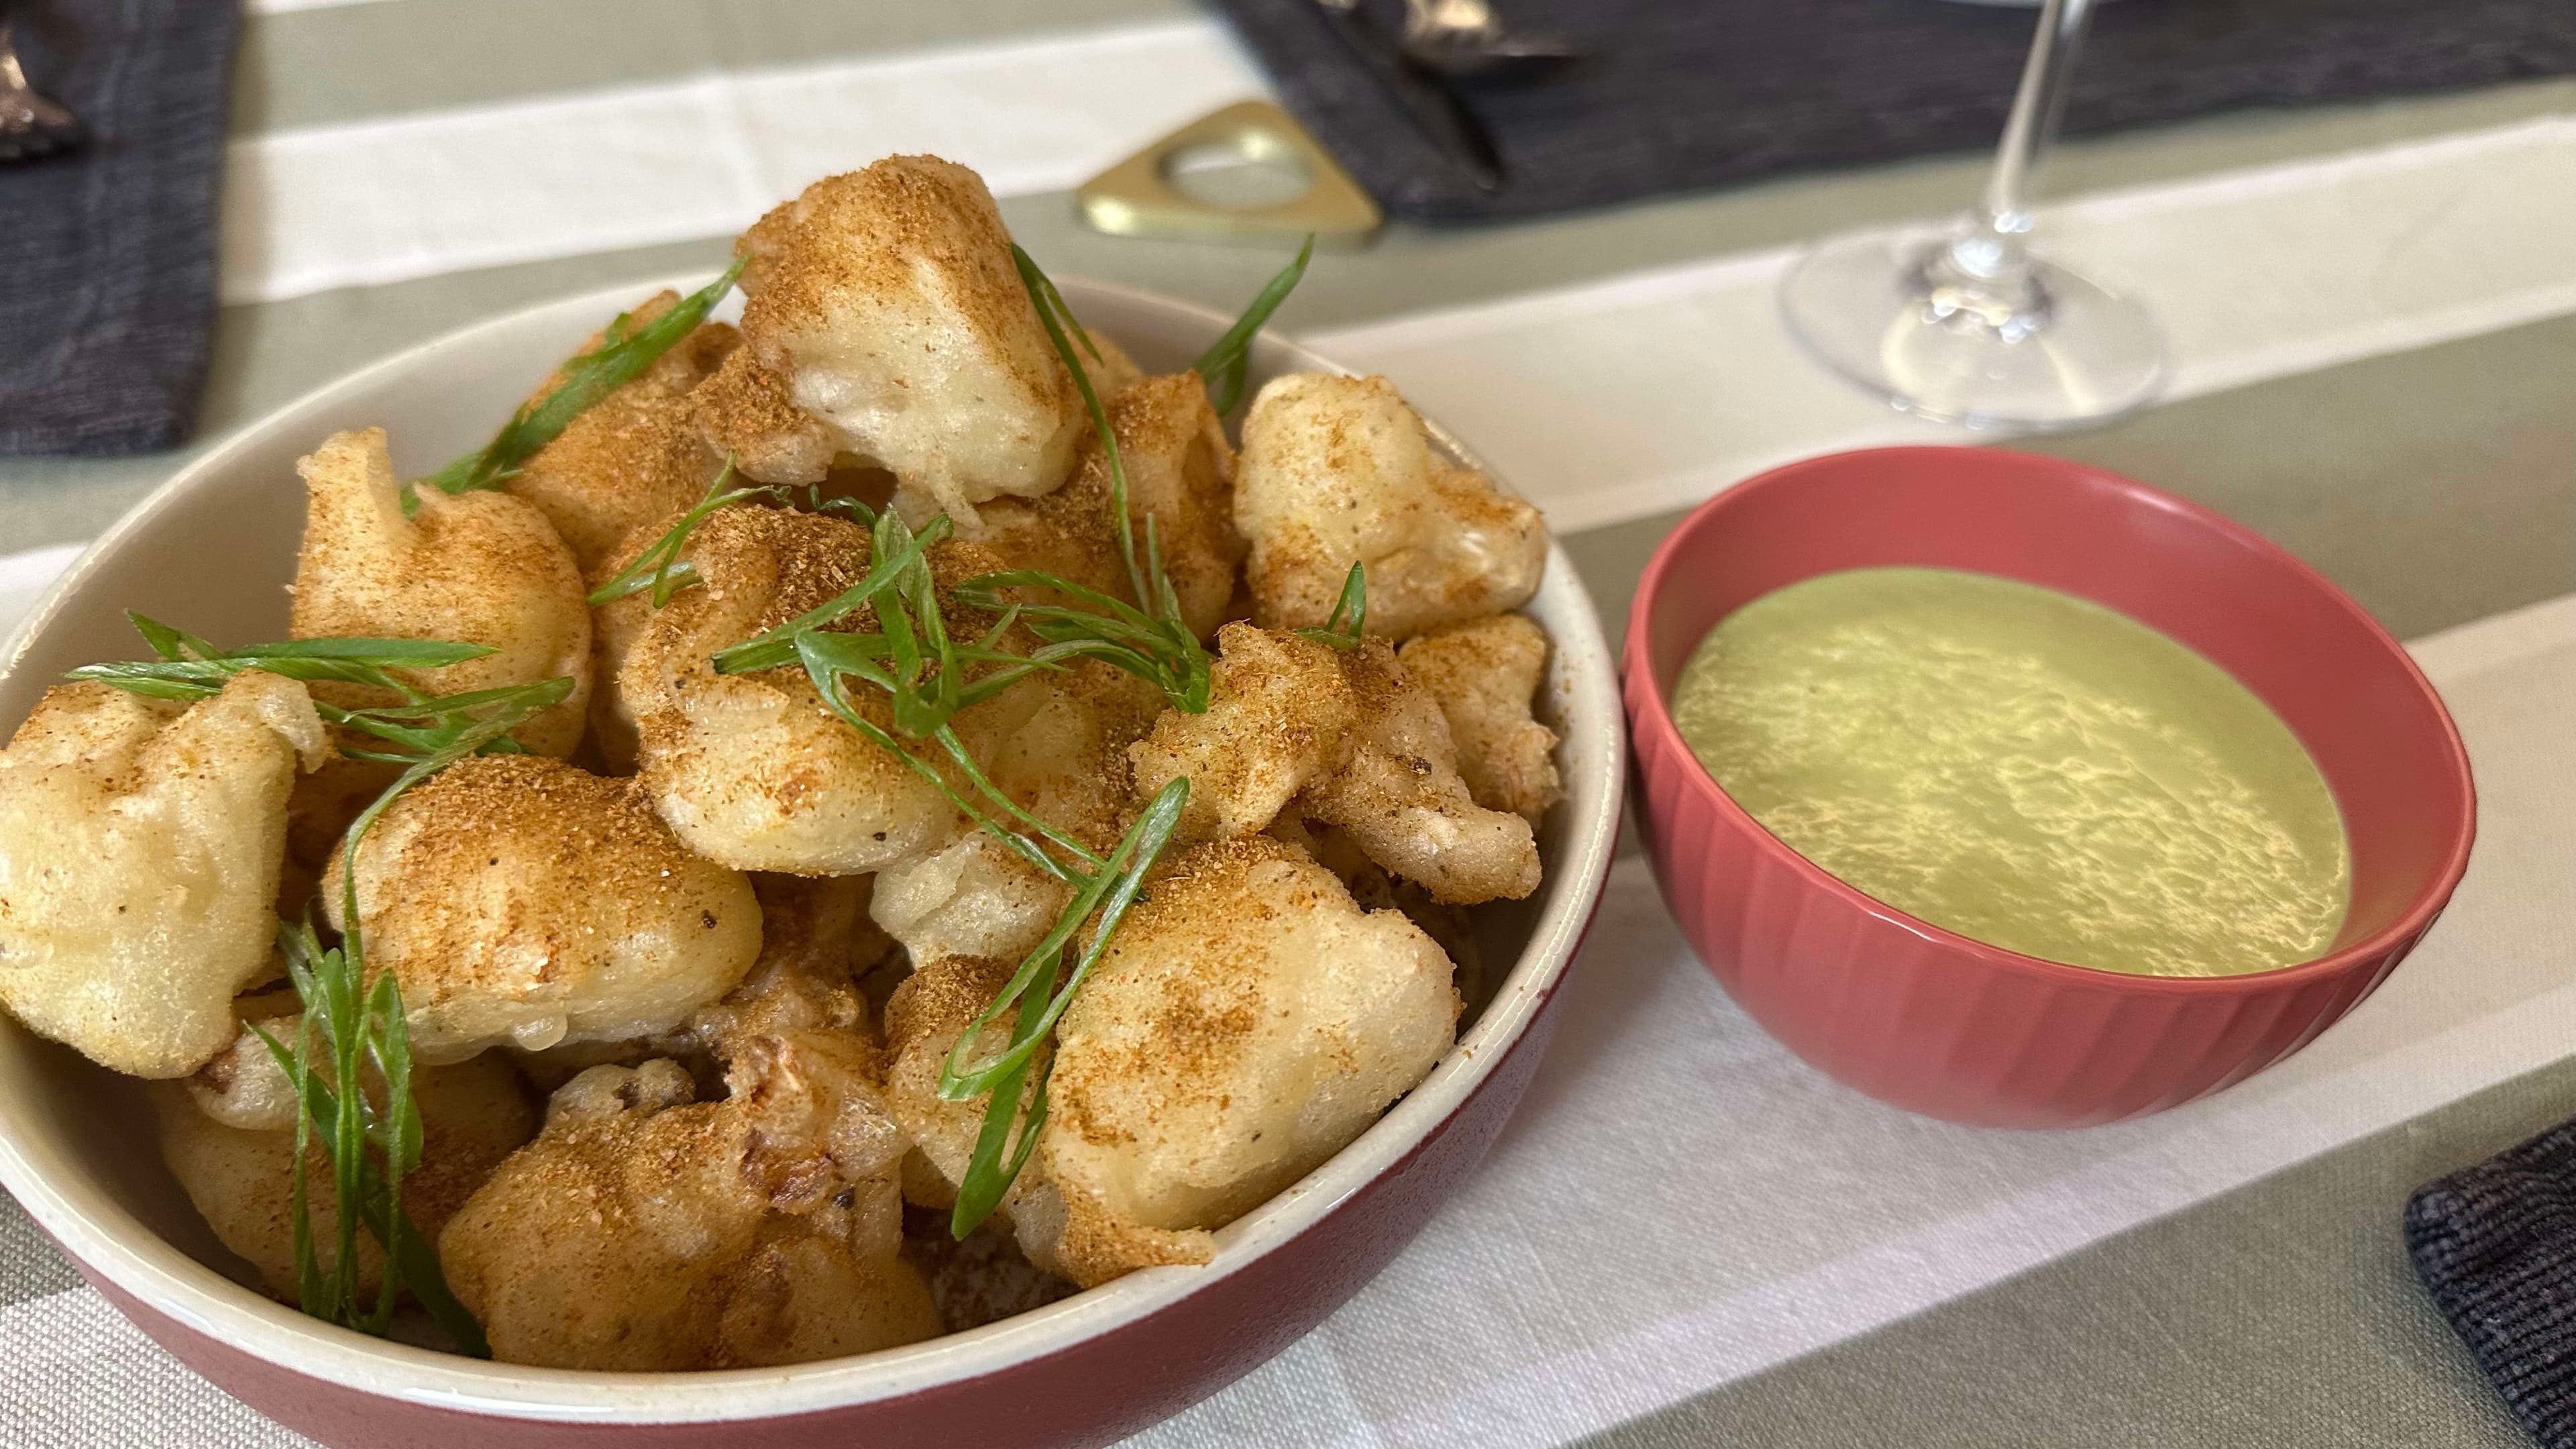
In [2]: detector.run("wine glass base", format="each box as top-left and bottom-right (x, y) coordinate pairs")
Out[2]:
(1779, 226), (2165, 431)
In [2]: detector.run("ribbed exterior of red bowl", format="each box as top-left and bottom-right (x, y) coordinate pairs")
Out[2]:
(1615, 445), (2475, 1129)
(1625, 669), (2433, 1127)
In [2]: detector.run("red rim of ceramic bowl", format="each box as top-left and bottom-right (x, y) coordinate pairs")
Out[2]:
(0, 275), (1629, 1427)
(1622, 444), (2477, 999)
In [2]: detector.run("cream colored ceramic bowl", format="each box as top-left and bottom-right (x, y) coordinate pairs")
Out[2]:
(0, 278), (1624, 1448)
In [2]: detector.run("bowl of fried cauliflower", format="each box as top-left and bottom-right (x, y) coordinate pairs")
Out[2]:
(0, 155), (1621, 1448)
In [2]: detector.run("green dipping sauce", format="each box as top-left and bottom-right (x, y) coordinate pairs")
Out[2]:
(1672, 566), (2351, 977)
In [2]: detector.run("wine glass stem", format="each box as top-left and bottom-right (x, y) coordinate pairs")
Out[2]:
(1953, 0), (2096, 284)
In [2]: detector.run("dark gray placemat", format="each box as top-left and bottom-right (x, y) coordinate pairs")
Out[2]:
(2408, 1117), (2576, 1449)
(1205, 0), (2576, 220)
(0, 0), (241, 457)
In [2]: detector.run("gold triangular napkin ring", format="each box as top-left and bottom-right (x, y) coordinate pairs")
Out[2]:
(1078, 99), (1383, 246)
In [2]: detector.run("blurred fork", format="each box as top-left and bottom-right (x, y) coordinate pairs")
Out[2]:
(1399, 0), (1580, 85)
(0, 21), (85, 163)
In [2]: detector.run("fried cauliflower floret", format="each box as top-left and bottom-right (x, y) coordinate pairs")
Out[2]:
(690, 345), (835, 487)
(156, 1042), (537, 1301)
(720, 156), (1083, 524)
(1267, 810), (1486, 1005)
(440, 1043), (938, 1370)
(510, 871), (891, 1090)
(1032, 837), (1459, 1287)
(581, 529), (663, 773)
(691, 873), (892, 1051)
(1396, 613), (1562, 824)
(614, 506), (994, 874)
(871, 833), (1065, 969)
(880, 955), (1020, 1218)
(0, 674), (326, 1078)
(1126, 625), (1360, 841)
(290, 427), (592, 756)
(975, 372), (1244, 638)
(697, 327), (1130, 496)
(1129, 625), (1540, 904)
(506, 292), (739, 572)
(1235, 374), (1546, 639)
(871, 661), (1160, 965)
(325, 754), (761, 1062)
(1307, 641), (1542, 905)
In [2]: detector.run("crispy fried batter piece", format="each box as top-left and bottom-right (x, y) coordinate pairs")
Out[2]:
(1125, 625), (1360, 841)
(506, 291), (739, 572)
(869, 660), (1161, 966)
(325, 754), (762, 1062)
(1128, 624), (1541, 904)
(975, 372), (1244, 638)
(509, 871), (893, 1091)
(1032, 837), (1458, 1287)
(439, 1032), (938, 1369)
(0, 675), (326, 1077)
(610, 506), (1012, 873)
(716, 156), (1084, 524)
(291, 427), (592, 756)
(691, 345), (836, 487)
(1396, 613), (1562, 824)
(1235, 374), (1546, 640)
(157, 1039), (537, 1302)
(879, 954), (1023, 1220)
(1266, 810), (1486, 1006)
(1307, 639), (1543, 904)
(690, 873), (892, 1053)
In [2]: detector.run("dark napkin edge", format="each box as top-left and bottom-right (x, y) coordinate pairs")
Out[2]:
(0, 0), (240, 458)
(1207, 0), (2576, 223)
(2407, 1116), (2576, 1449)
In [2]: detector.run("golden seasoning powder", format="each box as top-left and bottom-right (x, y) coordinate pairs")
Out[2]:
(1672, 567), (2351, 977)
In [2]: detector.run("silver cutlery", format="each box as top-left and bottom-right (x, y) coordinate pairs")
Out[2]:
(0, 21), (83, 164)
(1399, 0), (1580, 84)
(1313, 0), (1507, 191)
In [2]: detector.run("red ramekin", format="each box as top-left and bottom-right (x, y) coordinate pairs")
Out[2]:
(1622, 446), (2477, 1128)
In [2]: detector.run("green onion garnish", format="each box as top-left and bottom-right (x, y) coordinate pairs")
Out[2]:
(1293, 561), (1369, 649)
(407, 255), (750, 511)
(1187, 235), (1313, 415)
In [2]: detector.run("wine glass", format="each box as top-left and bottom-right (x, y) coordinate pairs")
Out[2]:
(1777, 0), (2163, 429)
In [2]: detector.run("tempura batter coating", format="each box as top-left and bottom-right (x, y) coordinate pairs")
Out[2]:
(691, 345), (837, 487)
(156, 1046), (537, 1301)
(1396, 613), (1562, 824)
(1128, 625), (1540, 904)
(0, 674), (325, 1078)
(690, 873), (892, 1056)
(1126, 624), (1360, 842)
(327, 754), (761, 1061)
(1307, 642), (1542, 906)
(1036, 837), (1458, 1287)
(879, 954), (1022, 1218)
(506, 291), (739, 571)
(614, 506), (993, 873)
(511, 872), (891, 1090)
(871, 833), (1066, 969)
(1266, 810), (1486, 1006)
(1235, 374), (1546, 639)
(290, 427), (592, 756)
(440, 1042), (937, 1370)
(723, 157), (1083, 524)
(871, 661), (1161, 965)
(975, 372), (1244, 637)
